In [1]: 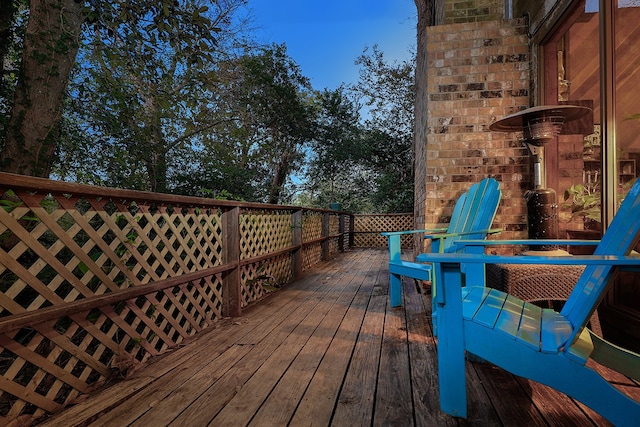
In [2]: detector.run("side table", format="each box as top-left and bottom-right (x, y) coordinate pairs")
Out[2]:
(485, 263), (602, 336)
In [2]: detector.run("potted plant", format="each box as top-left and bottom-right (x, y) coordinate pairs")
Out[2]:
(562, 182), (602, 231)
(561, 182), (601, 254)
(562, 178), (638, 252)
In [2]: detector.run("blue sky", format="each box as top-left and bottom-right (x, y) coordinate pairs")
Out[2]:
(249, 0), (417, 90)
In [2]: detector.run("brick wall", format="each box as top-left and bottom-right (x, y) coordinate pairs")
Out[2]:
(419, 17), (531, 248)
(445, 0), (504, 24)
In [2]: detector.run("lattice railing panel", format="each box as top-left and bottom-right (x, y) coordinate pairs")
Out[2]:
(329, 215), (339, 237)
(240, 254), (292, 306)
(142, 206), (223, 275)
(239, 210), (293, 260)
(354, 233), (385, 248)
(341, 215), (352, 251)
(302, 245), (322, 271)
(328, 239), (339, 256)
(354, 214), (413, 233)
(0, 185), (227, 423)
(302, 212), (323, 243)
(353, 214), (414, 248)
(0, 270), (223, 422)
(0, 173), (359, 424)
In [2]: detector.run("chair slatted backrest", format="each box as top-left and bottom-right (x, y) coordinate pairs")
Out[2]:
(430, 190), (469, 254)
(463, 178), (501, 243)
(437, 178), (501, 254)
(561, 178), (640, 347)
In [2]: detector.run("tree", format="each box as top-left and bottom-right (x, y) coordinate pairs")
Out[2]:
(1, 0), (84, 177)
(0, 0), (25, 139)
(226, 44), (316, 204)
(305, 87), (365, 209)
(1, 0), (239, 180)
(59, 0), (248, 192)
(351, 46), (416, 213)
(302, 47), (416, 214)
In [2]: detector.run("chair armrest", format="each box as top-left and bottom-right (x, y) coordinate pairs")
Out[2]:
(454, 238), (600, 248)
(381, 228), (447, 237)
(383, 229), (446, 262)
(416, 252), (640, 267)
(425, 229), (502, 253)
(424, 228), (503, 242)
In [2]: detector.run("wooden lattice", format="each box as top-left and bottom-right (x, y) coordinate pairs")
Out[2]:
(302, 211), (323, 243)
(353, 214), (414, 248)
(0, 174), (355, 425)
(343, 215), (353, 251)
(241, 253), (293, 304)
(302, 245), (322, 270)
(239, 209), (293, 260)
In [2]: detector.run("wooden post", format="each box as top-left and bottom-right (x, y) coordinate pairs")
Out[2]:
(338, 213), (345, 252)
(222, 206), (241, 317)
(291, 209), (303, 279)
(349, 214), (355, 248)
(321, 211), (330, 261)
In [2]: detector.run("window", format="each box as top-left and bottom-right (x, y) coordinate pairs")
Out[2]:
(544, 0), (640, 236)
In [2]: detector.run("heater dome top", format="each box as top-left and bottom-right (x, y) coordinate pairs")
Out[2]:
(489, 104), (592, 133)
(489, 105), (592, 147)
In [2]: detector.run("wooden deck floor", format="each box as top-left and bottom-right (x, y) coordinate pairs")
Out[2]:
(37, 249), (636, 426)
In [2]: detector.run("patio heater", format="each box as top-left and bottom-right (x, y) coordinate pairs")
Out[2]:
(489, 105), (592, 246)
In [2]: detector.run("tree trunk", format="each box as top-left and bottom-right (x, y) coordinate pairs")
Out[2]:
(0, 0), (84, 177)
(146, 143), (168, 193)
(269, 150), (291, 204)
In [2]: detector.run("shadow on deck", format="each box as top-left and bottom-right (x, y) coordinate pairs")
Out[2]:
(37, 249), (631, 426)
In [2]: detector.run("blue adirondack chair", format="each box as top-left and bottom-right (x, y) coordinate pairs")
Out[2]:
(382, 178), (501, 308)
(417, 177), (640, 426)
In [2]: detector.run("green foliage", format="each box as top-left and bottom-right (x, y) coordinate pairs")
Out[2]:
(0, 0), (28, 149)
(167, 43), (317, 203)
(7, 0), (415, 214)
(303, 47), (415, 213)
(228, 44), (317, 204)
(351, 46), (415, 213)
(562, 183), (601, 222)
(562, 178), (638, 224)
(59, 0), (249, 192)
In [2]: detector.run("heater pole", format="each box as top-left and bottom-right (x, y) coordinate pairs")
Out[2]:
(525, 144), (559, 248)
(489, 105), (592, 251)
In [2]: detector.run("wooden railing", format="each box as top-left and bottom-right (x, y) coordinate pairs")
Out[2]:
(353, 213), (414, 249)
(0, 172), (357, 423)
(0, 172), (414, 423)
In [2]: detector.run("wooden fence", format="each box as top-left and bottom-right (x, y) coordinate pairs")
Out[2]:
(353, 213), (414, 249)
(0, 172), (412, 424)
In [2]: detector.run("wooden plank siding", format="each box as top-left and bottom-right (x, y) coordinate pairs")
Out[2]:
(36, 249), (635, 426)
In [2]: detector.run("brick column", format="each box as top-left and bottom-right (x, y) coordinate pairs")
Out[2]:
(420, 17), (531, 248)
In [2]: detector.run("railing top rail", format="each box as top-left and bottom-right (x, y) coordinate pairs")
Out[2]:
(0, 172), (342, 213)
(354, 213), (413, 217)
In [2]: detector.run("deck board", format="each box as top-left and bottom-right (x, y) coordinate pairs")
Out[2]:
(254, 250), (382, 426)
(37, 249), (634, 427)
(375, 297), (414, 426)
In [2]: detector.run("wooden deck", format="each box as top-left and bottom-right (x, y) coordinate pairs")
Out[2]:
(36, 249), (637, 426)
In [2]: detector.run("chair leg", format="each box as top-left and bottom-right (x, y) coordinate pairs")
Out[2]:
(389, 272), (402, 307)
(435, 263), (467, 417)
(431, 298), (438, 336)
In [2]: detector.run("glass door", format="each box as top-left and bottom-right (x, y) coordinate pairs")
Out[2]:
(543, 0), (601, 239)
(543, 0), (640, 350)
(614, 1), (640, 207)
